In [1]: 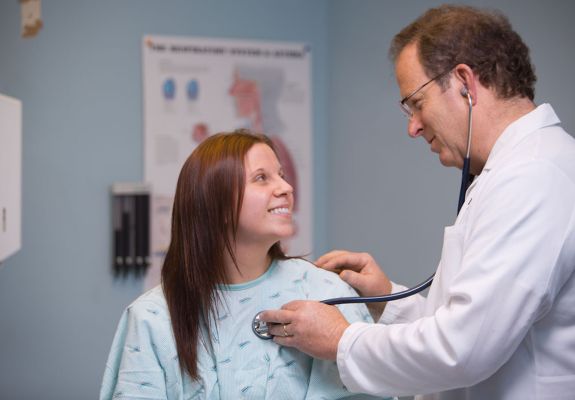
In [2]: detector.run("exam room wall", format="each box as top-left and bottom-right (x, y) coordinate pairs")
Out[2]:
(0, 1), (329, 398)
(327, 0), (575, 291)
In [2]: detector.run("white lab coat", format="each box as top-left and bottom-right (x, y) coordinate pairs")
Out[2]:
(337, 104), (575, 399)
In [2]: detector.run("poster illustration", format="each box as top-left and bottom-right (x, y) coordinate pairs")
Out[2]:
(142, 35), (313, 288)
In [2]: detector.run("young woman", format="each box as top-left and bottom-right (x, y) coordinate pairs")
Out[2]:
(100, 130), (389, 399)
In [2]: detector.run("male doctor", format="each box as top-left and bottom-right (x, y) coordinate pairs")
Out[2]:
(260, 5), (575, 399)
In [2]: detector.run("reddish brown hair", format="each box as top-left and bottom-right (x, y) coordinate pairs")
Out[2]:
(161, 129), (288, 379)
(390, 4), (536, 100)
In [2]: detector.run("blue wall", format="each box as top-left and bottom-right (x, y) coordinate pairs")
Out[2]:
(1, 0), (574, 398)
(0, 1), (328, 398)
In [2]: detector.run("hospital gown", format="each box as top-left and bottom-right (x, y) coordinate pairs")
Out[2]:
(100, 258), (392, 399)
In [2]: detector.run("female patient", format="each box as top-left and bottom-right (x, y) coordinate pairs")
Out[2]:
(100, 130), (388, 399)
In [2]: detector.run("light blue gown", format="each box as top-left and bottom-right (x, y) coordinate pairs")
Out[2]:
(100, 258), (393, 399)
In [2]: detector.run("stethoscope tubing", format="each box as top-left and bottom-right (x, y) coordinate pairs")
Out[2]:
(321, 274), (434, 305)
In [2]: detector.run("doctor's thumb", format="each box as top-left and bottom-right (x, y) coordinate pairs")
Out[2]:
(339, 270), (365, 291)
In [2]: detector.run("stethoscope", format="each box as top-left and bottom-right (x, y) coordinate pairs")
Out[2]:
(253, 89), (474, 340)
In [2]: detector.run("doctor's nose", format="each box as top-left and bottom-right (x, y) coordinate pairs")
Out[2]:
(407, 115), (424, 138)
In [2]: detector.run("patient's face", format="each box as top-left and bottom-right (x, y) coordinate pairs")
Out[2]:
(236, 143), (295, 247)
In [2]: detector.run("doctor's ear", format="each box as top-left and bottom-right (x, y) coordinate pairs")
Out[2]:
(453, 64), (476, 104)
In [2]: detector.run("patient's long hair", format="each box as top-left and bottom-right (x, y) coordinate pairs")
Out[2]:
(161, 129), (288, 379)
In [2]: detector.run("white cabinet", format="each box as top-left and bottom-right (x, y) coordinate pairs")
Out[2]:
(0, 93), (22, 263)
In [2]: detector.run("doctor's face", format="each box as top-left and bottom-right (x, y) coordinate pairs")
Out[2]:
(395, 44), (468, 169)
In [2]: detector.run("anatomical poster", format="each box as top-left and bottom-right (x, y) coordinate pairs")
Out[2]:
(142, 35), (313, 289)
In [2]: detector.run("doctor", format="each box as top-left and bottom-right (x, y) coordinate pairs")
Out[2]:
(260, 4), (575, 399)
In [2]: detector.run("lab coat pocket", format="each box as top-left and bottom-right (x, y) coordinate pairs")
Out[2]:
(427, 224), (466, 308)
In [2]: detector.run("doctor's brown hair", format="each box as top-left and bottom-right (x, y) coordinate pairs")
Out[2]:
(389, 4), (536, 101)
(161, 130), (288, 380)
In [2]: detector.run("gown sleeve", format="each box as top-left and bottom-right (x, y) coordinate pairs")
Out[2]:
(100, 291), (208, 400)
(99, 298), (180, 400)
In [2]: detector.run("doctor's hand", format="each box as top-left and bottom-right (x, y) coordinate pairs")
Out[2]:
(259, 300), (349, 361)
(315, 250), (392, 320)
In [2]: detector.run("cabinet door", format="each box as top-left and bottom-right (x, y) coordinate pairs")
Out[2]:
(0, 93), (22, 262)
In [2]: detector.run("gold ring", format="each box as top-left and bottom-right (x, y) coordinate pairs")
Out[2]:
(283, 323), (289, 337)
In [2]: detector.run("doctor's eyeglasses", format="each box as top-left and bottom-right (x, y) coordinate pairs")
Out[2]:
(399, 67), (454, 118)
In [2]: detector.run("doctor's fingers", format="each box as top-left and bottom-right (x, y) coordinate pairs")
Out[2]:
(339, 269), (371, 290)
(315, 250), (349, 270)
(263, 302), (308, 338)
(258, 308), (295, 325)
(264, 300), (326, 327)
(272, 303), (347, 360)
(281, 301), (342, 329)
(315, 250), (379, 273)
(341, 268), (391, 298)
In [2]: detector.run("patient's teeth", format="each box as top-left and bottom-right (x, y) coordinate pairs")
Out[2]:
(270, 207), (289, 215)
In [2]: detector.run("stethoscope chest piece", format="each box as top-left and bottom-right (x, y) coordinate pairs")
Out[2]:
(252, 312), (273, 340)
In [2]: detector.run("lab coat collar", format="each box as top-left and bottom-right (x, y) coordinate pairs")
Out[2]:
(482, 103), (560, 173)
(463, 104), (560, 201)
